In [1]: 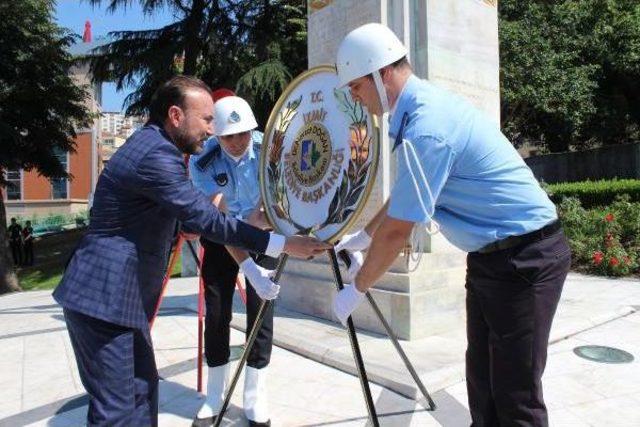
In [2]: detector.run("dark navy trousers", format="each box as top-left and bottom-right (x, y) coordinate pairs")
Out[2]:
(465, 229), (571, 427)
(64, 308), (159, 426)
(200, 238), (276, 369)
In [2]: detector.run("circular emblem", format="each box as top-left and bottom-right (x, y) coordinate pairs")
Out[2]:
(260, 65), (380, 243)
(215, 173), (228, 186)
(229, 111), (241, 123)
(289, 122), (332, 187)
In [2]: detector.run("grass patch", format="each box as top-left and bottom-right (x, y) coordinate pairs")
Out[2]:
(18, 251), (183, 291)
(18, 261), (65, 291)
(171, 253), (182, 278)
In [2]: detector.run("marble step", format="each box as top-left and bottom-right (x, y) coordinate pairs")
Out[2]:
(286, 250), (466, 275)
(277, 269), (466, 340)
(282, 255), (466, 293)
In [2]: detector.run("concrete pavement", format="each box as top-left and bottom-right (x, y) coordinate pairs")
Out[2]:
(0, 272), (638, 426)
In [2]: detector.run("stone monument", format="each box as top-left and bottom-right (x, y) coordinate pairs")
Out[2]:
(277, 0), (500, 340)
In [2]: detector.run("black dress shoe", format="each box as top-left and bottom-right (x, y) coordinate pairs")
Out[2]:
(192, 415), (216, 427)
(248, 420), (271, 427)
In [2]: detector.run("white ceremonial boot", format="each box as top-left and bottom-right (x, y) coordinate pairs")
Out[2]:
(192, 363), (230, 427)
(244, 366), (271, 426)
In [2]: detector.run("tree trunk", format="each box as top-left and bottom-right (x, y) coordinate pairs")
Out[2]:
(0, 195), (22, 294)
(255, 0), (273, 63)
(183, 0), (206, 76)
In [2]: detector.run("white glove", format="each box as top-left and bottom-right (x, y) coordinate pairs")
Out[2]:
(335, 230), (372, 253)
(239, 258), (280, 300)
(332, 282), (365, 327)
(340, 250), (363, 283)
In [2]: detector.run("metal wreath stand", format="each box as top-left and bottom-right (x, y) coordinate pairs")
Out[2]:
(151, 66), (438, 426)
(212, 66), (436, 427)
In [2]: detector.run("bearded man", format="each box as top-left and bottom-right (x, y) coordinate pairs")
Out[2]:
(53, 76), (328, 427)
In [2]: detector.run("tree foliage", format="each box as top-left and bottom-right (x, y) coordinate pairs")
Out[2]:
(499, 0), (640, 152)
(86, 0), (307, 126)
(0, 0), (93, 293)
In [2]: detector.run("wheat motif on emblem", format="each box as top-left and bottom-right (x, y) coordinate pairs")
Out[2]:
(321, 89), (373, 227)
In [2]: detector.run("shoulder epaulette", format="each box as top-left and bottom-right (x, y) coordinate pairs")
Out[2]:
(392, 112), (410, 153)
(195, 144), (221, 170)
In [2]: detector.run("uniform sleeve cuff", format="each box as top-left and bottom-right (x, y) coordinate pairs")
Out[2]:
(265, 233), (285, 258)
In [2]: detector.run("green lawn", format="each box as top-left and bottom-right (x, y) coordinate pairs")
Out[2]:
(18, 261), (66, 291)
(18, 253), (183, 291)
(171, 254), (182, 278)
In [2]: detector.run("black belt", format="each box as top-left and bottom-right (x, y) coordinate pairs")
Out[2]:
(475, 220), (562, 254)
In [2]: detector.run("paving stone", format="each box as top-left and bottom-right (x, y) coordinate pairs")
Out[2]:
(1, 272), (639, 426)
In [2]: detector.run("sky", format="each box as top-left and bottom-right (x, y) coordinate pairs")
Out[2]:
(55, 0), (175, 112)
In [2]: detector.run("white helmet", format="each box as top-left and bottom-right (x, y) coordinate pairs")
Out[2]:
(336, 23), (407, 87)
(213, 96), (258, 136)
(336, 23), (408, 114)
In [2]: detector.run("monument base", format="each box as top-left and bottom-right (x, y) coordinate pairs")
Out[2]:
(278, 233), (467, 340)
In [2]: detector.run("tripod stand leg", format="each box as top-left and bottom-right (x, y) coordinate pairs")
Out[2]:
(184, 241), (206, 393)
(149, 235), (185, 329)
(365, 293), (437, 410)
(328, 249), (379, 427)
(336, 249), (436, 411)
(213, 254), (289, 427)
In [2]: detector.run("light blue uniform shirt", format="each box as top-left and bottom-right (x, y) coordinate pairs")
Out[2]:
(387, 75), (557, 252)
(188, 131), (263, 220)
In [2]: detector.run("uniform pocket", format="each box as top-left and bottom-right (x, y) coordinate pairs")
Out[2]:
(552, 235), (572, 260)
(509, 231), (571, 285)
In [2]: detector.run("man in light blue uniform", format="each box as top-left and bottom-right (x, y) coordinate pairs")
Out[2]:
(386, 77), (558, 252)
(332, 24), (571, 426)
(189, 93), (275, 427)
(191, 128), (264, 222)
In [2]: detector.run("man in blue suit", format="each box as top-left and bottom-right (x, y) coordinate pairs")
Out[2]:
(53, 76), (328, 427)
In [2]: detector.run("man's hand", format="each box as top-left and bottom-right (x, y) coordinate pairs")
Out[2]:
(283, 235), (331, 259)
(332, 282), (365, 326)
(335, 230), (372, 253)
(339, 250), (364, 283)
(239, 258), (280, 300)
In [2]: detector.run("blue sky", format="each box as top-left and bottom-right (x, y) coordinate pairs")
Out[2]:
(55, 0), (175, 112)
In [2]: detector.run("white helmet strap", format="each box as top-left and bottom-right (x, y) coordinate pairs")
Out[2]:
(373, 69), (390, 114)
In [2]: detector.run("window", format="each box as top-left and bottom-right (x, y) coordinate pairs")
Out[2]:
(5, 169), (21, 200)
(51, 148), (68, 199)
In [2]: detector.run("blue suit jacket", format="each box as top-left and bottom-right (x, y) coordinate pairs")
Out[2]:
(53, 124), (270, 329)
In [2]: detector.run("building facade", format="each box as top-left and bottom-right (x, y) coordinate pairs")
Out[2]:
(3, 37), (102, 218)
(101, 112), (145, 137)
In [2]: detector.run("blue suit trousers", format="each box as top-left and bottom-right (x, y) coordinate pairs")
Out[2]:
(64, 308), (159, 426)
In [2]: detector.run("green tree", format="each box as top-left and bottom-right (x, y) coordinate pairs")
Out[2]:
(0, 0), (93, 293)
(86, 0), (307, 126)
(231, 0), (307, 125)
(499, 0), (640, 152)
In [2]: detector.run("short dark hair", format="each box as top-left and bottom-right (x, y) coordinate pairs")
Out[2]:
(148, 75), (212, 124)
(391, 55), (411, 69)
(364, 56), (411, 81)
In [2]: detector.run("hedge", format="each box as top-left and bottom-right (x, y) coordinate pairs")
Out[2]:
(546, 179), (640, 208)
